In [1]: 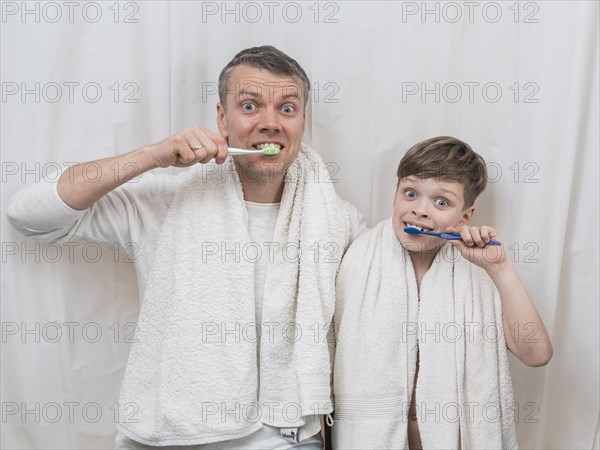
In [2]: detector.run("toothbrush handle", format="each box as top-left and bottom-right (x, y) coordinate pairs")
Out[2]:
(228, 147), (255, 155)
(440, 233), (502, 246)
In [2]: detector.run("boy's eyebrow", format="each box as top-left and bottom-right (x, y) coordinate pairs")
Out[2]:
(438, 188), (458, 198)
(401, 177), (460, 198)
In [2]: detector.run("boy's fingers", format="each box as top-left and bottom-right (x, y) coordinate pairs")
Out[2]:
(460, 226), (475, 246)
(480, 225), (496, 243)
(471, 227), (486, 248)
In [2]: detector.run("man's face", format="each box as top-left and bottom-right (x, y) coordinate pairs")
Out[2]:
(217, 65), (306, 180)
(392, 176), (474, 255)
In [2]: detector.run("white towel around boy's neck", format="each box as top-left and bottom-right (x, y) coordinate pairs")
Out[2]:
(332, 219), (518, 450)
(116, 143), (351, 446)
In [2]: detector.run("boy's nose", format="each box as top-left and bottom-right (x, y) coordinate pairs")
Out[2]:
(412, 203), (429, 218)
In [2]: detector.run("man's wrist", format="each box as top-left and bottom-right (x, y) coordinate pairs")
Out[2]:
(132, 145), (159, 173)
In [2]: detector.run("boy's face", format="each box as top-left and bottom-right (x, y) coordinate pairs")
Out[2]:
(393, 176), (475, 254)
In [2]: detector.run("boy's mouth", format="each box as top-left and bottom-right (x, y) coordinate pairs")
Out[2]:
(403, 221), (434, 232)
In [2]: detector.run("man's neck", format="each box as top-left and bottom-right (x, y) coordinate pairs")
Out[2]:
(239, 174), (285, 203)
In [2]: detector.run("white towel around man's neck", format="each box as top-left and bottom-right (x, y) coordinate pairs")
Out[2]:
(332, 219), (518, 449)
(116, 143), (351, 446)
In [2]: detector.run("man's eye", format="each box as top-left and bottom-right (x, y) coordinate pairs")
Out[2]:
(282, 105), (294, 113)
(436, 198), (448, 206)
(242, 103), (255, 111)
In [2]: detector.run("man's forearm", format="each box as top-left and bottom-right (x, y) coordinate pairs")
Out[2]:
(57, 146), (157, 211)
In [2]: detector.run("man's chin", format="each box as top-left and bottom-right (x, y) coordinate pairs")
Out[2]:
(234, 158), (287, 181)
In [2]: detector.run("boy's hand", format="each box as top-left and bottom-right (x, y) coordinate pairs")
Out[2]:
(445, 225), (508, 272)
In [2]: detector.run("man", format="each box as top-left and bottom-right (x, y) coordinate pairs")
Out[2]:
(7, 46), (366, 449)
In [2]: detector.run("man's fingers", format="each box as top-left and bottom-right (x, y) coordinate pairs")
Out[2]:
(152, 127), (229, 168)
(185, 128), (210, 163)
(205, 129), (229, 164)
(177, 138), (198, 165)
(186, 127), (230, 165)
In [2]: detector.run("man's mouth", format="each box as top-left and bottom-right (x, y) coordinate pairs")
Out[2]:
(403, 221), (434, 232)
(252, 142), (284, 151)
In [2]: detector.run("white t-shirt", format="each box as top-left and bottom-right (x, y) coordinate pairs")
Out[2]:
(245, 201), (280, 327)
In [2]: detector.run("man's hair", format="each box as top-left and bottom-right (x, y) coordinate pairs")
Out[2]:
(396, 136), (488, 209)
(218, 45), (311, 109)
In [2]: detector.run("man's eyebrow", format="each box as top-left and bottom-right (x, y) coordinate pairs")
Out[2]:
(238, 90), (260, 98)
(237, 89), (301, 102)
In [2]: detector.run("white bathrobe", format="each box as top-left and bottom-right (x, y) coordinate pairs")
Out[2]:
(332, 219), (518, 449)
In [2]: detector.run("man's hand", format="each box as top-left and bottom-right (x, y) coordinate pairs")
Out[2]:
(445, 225), (508, 272)
(148, 127), (229, 169)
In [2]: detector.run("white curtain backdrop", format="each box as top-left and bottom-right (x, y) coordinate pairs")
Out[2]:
(1, 1), (598, 448)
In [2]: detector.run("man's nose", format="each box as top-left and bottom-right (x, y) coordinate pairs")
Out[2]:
(258, 107), (281, 133)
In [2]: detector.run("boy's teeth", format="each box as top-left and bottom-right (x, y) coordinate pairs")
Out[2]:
(406, 223), (429, 231)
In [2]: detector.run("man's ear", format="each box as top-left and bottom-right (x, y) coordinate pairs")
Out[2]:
(456, 205), (475, 228)
(302, 109), (306, 134)
(216, 103), (228, 138)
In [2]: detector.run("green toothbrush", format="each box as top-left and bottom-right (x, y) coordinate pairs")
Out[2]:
(228, 145), (280, 156)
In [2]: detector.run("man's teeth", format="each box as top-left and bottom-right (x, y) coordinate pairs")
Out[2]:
(254, 143), (282, 150)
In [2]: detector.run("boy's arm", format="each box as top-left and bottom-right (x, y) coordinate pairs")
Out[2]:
(448, 225), (553, 367)
(486, 259), (553, 367)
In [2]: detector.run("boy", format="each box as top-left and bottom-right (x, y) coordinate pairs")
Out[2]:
(331, 136), (552, 449)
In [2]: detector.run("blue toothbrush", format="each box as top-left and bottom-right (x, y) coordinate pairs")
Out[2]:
(404, 226), (502, 246)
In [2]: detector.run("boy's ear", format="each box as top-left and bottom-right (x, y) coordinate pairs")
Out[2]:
(456, 205), (475, 228)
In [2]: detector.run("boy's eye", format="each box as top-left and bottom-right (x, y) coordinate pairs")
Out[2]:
(405, 190), (416, 198)
(436, 198), (449, 206)
(242, 102), (255, 111)
(281, 105), (295, 113)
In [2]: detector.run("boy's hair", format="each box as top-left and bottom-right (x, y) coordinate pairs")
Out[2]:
(396, 136), (487, 209)
(218, 45), (311, 109)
